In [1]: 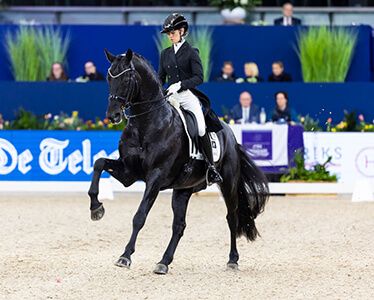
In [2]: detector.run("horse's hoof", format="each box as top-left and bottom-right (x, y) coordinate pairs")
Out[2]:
(114, 257), (131, 268)
(226, 263), (239, 271)
(91, 204), (105, 221)
(153, 263), (168, 275)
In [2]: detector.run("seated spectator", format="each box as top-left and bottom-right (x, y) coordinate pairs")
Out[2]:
(230, 91), (260, 124)
(213, 61), (236, 82)
(76, 61), (105, 82)
(236, 62), (264, 83)
(271, 91), (298, 125)
(268, 61), (292, 82)
(47, 62), (70, 82)
(274, 3), (301, 26)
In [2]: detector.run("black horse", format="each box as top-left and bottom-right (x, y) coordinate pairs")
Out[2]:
(88, 49), (269, 274)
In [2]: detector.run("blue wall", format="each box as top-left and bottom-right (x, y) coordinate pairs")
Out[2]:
(0, 25), (372, 82)
(1, 82), (373, 125)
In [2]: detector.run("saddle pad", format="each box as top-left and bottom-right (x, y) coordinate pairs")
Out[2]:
(167, 99), (220, 162)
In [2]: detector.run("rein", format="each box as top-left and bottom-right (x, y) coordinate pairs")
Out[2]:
(108, 61), (171, 119)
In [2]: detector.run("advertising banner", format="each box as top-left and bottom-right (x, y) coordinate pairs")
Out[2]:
(0, 131), (120, 181)
(303, 132), (374, 183)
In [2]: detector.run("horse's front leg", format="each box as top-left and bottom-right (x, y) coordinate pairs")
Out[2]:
(88, 158), (134, 221)
(114, 178), (161, 269)
(154, 188), (193, 275)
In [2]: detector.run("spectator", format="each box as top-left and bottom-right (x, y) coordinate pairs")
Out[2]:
(230, 91), (260, 124)
(213, 61), (236, 82)
(76, 61), (105, 82)
(236, 62), (264, 83)
(268, 61), (292, 82)
(274, 3), (301, 26)
(271, 91), (298, 125)
(47, 62), (70, 82)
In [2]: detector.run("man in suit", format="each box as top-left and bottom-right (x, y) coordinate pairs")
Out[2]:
(213, 61), (236, 82)
(274, 3), (301, 26)
(230, 91), (260, 124)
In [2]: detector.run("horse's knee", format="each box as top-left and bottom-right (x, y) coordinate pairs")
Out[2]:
(93, 158), (106, 171)
(172, 222), (186, 237)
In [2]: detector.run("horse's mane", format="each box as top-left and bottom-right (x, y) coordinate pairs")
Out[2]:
(133, 52), (163, 89)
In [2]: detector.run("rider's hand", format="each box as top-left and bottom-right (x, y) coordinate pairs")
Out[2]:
(167, 81), (181, 95)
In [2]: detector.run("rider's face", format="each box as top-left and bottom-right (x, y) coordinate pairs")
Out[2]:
(167, 30), (182, 44)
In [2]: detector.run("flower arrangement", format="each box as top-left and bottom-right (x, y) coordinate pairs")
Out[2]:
(355, 114), (374, 132)
(298, 114), (322, 132)
(326, 109), (357, 132)
(209, 0), (262, 11)
(0, 109), (126, 131)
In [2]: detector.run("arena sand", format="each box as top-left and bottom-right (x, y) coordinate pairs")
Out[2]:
(1, 193), (373, 299)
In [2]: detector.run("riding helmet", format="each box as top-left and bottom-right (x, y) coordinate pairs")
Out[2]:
(160, 13), (189, 36)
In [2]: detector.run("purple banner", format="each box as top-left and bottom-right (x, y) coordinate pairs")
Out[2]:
(242, 130), (272, 161)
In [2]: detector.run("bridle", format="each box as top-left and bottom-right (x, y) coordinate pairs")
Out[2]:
(107, 60), (170, 119)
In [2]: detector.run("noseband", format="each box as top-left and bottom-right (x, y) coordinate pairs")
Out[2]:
(108, 60), (170, 119)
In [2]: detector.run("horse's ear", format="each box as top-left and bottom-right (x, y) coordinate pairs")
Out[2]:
(125, 49), (133, 62)
(104, 49), (116, 63)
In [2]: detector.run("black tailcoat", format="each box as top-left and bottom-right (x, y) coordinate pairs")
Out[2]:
(158, 41), (222, 132)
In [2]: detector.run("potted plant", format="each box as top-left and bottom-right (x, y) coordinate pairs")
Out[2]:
(209, 0), (262, 24)
(280, 149), (338, 183)
(295, 26), (357, 82)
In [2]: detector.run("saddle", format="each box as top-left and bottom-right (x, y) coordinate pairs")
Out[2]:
(167, 98), (220, 162)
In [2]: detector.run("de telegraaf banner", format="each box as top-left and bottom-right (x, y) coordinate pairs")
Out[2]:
(0, 131), (121, 181)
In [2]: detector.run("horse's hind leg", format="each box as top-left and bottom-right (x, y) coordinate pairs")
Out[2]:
(88, 158), (130, 221)
(220, 181), (240, 271)
(154, 188), (193, 275)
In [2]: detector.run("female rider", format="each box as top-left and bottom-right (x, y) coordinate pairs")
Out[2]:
(158, 13), (223, 185)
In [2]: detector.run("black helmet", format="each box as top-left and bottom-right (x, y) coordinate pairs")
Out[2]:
(160, 13), (188, 35)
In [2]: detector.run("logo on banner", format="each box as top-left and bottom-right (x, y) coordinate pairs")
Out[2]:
(242, 131), (272, 160)
(355, 147), (374, 177)
(0, 137), (118, 177)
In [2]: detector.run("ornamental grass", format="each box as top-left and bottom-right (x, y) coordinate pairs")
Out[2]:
(5, 26), (70, 81)
(295, 26), (357, 82)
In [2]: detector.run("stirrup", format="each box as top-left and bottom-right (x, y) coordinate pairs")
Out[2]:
(206, 166), (223, 186)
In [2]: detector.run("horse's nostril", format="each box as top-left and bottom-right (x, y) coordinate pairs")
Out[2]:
(114, 113), (121, 119)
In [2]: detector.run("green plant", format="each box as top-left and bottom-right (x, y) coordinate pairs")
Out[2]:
(356, 114), (374, 132)
(209, 0), (262, 10)
(329, 109), (357, 132)
(10, 108), (46, 129)
(36, 26), (70, 80)
(298, 114), (322, 132)
(5, 25), (70, 81)
(153, 32), (172, 57)
(188, 27), (214, 82)
(280, 149), (338, 182)
(295, 26), (357, 82)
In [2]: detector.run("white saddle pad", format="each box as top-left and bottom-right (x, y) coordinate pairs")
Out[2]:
(167, 99), (220, 162)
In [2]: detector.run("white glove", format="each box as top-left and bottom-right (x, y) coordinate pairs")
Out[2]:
(167, 81), (181, 95)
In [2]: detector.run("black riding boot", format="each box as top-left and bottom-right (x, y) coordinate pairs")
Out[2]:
(200, 133), (223, 185)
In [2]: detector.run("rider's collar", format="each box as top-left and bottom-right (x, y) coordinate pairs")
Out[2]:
(174, 38), (185, 54)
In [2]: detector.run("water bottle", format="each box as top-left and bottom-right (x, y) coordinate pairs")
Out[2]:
(260, 107), (266, 124)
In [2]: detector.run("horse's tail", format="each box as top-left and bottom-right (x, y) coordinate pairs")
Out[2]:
(236, 144), (269, 241)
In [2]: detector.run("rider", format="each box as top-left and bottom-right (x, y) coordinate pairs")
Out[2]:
(158, 13), (223, 185)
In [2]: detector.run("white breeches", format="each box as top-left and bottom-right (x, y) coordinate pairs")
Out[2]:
(170, 90), (206, 136)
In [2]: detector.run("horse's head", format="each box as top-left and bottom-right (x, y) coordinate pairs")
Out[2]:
(105, 48), (140, 124)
